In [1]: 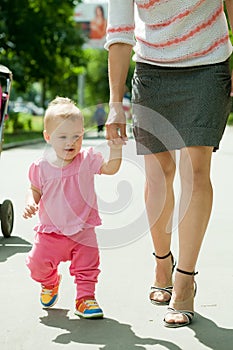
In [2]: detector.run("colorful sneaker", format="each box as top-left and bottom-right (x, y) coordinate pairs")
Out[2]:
(75, 298), (104, 319)
(40, 275), (61, 307)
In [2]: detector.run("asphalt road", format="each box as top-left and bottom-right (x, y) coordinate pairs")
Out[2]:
(0, 129), (233, 350)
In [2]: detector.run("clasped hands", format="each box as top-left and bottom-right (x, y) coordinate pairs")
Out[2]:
(106, 102), (128, 147)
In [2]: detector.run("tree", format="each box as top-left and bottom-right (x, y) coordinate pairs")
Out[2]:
(84, 48), (135, 107)
(84, 48), (109, 106)
(0, 0), (84, 106)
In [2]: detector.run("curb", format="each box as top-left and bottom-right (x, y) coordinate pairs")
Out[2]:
(2, 138), (44, 150)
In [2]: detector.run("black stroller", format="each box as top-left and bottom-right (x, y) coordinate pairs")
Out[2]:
(0, 65), (14, 237)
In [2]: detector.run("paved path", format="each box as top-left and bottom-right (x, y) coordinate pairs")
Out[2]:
(0, 127), (233, 349)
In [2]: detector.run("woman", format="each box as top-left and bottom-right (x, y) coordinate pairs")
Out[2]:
(104, 0), (233, 327)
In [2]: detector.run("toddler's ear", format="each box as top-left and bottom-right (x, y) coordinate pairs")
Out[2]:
(43, 130), (50, 143)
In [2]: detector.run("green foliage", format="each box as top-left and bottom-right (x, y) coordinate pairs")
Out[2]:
(84, 49), (109, 105)
(227, 113), (233, 125)
(7, 112), (24, 132)
(0, 0), (137, 109)
(83, 48), (135, 106)
(0, 0), (84, 105)
(5, 111), (43, 133)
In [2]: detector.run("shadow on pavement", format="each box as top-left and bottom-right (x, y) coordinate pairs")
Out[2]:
(40, 308), (182, 350)
(0, 236), (32, 262)
(190, 312), (233, 350)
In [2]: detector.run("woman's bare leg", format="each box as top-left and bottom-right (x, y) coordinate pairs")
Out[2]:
(165, 146), (213, 324)
(144, 151), (176, 302)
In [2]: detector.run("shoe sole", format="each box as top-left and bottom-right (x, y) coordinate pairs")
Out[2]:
(41, 295), (59, 308)
(74, 310), (104, 319)
(151, 299), (170, 306)
(41, 274), (62, 308)
(164, 320), (192, 328)
(163, 308), (194, 328)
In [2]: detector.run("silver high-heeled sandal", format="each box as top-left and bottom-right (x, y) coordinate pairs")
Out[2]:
(149, 251), (176, 305)
(163, 268), (198, 328)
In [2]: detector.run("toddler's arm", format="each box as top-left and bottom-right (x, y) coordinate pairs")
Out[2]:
(100, 142), (123, 175)
(23, 185), (41, 219)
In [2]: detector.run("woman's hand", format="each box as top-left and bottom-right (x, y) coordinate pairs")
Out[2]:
(105, 102), (128, 144)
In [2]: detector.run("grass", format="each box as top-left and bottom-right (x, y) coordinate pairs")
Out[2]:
(3, 113), (43, 144)
(3, 131), (43, 144)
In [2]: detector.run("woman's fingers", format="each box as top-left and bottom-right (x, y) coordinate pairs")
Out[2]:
(106, 123), (127, 144)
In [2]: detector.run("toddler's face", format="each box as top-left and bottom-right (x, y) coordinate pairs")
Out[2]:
(46, 117), (84, 164)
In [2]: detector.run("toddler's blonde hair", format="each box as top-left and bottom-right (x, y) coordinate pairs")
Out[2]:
(44, 96), (84, 132)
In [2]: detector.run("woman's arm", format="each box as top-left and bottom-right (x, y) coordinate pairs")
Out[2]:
(225, 0), (233, 29)
(106, 43), (133, 141)
(225, 0), (233, 95)
(108, 43), (133, 103)
(105, 0), (135, 141)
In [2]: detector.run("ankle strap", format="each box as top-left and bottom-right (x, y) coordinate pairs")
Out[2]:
(153, 251), (172, 259)
(176, 267), (198, 276)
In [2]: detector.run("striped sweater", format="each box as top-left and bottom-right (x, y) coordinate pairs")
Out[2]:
(105, 0), (232, 67)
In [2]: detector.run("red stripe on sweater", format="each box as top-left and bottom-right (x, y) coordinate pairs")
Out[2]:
(138, 35), (229, 63)
(148, 0), (206, 29)
(137, 0), (167, 10)
(137, 4), (223, 48)
(107, 25), (135, 34)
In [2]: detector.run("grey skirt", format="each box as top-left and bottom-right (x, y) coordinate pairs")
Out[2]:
(131, 60), (232, 154)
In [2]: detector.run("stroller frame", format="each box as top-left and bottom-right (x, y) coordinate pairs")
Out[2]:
(0, 65), (14, 237)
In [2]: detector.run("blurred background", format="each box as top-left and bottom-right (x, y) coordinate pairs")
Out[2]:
(0, 0), (232, 144)
(0, 0), (135, 143)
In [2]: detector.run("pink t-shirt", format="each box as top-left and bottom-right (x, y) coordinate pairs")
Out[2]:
(29, 147), (104, 236)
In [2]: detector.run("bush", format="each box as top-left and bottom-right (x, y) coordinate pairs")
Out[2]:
(227, 112), (233, 125)
(7, 112), (24, 132)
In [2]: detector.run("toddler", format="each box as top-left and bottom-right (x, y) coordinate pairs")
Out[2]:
(23, 96), (124, 319)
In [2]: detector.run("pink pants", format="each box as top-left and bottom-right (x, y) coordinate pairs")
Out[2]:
(26, 229), (100, 300)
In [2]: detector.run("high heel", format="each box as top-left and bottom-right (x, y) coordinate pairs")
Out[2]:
(164, 268), (198, 328)
(149, 251), (176, 305)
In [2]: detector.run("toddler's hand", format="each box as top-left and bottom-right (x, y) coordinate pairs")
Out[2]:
(23, 203), (38, 219)
(107, 139), (124, 149)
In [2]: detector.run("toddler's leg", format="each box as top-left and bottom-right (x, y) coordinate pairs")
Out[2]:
(69, 231), (100, 300)
(26, 232), (68, 286)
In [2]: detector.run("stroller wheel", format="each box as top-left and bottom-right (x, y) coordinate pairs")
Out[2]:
(0, 200), (14, 237)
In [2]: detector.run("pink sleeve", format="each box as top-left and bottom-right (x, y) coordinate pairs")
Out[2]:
(87, 148), (104, 175)
(28, 162), (41, 190)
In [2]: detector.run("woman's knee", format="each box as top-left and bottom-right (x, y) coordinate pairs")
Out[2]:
(145, 152), (176, 189)
(180, 147), (212, 189)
